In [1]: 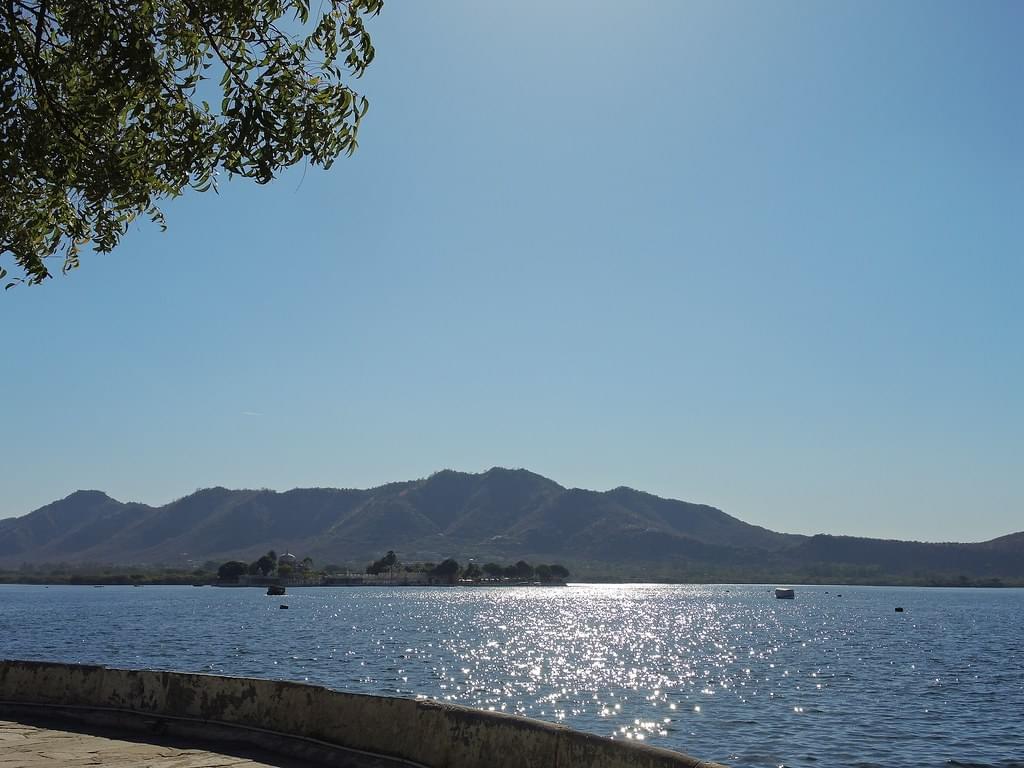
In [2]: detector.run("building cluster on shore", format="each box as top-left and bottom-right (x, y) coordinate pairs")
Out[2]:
(217, 550), (570, 588)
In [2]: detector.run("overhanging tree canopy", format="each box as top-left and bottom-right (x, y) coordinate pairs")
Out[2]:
(0, 0), (382, 286)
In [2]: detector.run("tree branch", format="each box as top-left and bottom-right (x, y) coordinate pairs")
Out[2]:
(3, 0), (94, 153)
(33, 0), (46, 56)
(180, 0), (257, 98)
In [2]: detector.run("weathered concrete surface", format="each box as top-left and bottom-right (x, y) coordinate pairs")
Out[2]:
(0, 660), (727, 768)
(0, 718), (288, 767)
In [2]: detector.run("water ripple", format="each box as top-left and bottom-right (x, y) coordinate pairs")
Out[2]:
(0, 583), (1021, 768)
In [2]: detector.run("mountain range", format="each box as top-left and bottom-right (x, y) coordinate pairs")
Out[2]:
(2, 468), (1021, 583)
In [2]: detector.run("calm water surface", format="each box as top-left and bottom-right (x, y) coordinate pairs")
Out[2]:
(1, 583), (1021, 768)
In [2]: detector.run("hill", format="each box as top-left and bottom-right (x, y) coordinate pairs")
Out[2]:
(1, 468), (1021, 584)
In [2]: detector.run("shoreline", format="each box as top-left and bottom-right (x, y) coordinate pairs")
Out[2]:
(0, 660), (724, 768)
(0, 578), (1019, 588)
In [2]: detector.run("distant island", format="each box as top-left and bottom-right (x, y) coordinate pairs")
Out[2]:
(0, 549), (572, 588)
(211, 549), (571, 587)
(1, 468), (1021, 587)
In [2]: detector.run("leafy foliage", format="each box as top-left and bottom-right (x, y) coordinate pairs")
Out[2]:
(509, 560), (533, 579)
(248, 550), (276, 576)
(217, 559), (247, 580)
(366, 549), (397, 574)
(429, 558), (459, 583)
(0, 0), (382, 286)
(549, 564), (570, 579)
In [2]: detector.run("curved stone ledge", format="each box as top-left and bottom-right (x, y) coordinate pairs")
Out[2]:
(0, 660), (725, 768)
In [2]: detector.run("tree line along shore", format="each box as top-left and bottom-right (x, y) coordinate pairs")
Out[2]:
(1, 550), (1019, 587)
(0, 551), (573, 587)
(215, 550), (571, 586)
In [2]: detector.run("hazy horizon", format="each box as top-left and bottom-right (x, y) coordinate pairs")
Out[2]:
(2, 1), (1021, 542)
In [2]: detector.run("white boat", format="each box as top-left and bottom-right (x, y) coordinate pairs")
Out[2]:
(775, 587), (795, 599)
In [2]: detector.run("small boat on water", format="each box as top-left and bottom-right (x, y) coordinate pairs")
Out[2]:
(266, 585), (286, 596)
(775, 587), (795, 599)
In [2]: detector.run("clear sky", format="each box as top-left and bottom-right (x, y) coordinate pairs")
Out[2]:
(1, 0), (1021, 541)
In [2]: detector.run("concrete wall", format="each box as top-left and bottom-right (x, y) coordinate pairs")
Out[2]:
(0, 660), (725, 768)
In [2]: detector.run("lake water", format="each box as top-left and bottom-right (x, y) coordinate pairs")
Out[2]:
(0, 583), (1021, 768)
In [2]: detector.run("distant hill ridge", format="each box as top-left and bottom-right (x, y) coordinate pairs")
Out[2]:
(1, 468), (1021, 582)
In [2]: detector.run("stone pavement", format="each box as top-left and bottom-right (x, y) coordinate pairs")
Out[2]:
(0, 719), (292, 767)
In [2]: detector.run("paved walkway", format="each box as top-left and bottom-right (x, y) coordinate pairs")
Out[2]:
(0, 719), (288, 767)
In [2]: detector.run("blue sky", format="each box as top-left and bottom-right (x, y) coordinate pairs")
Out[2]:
(2, 0), (1021, 541)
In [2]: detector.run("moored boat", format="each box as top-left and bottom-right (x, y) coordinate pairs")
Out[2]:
(775, 587), (795, 599)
